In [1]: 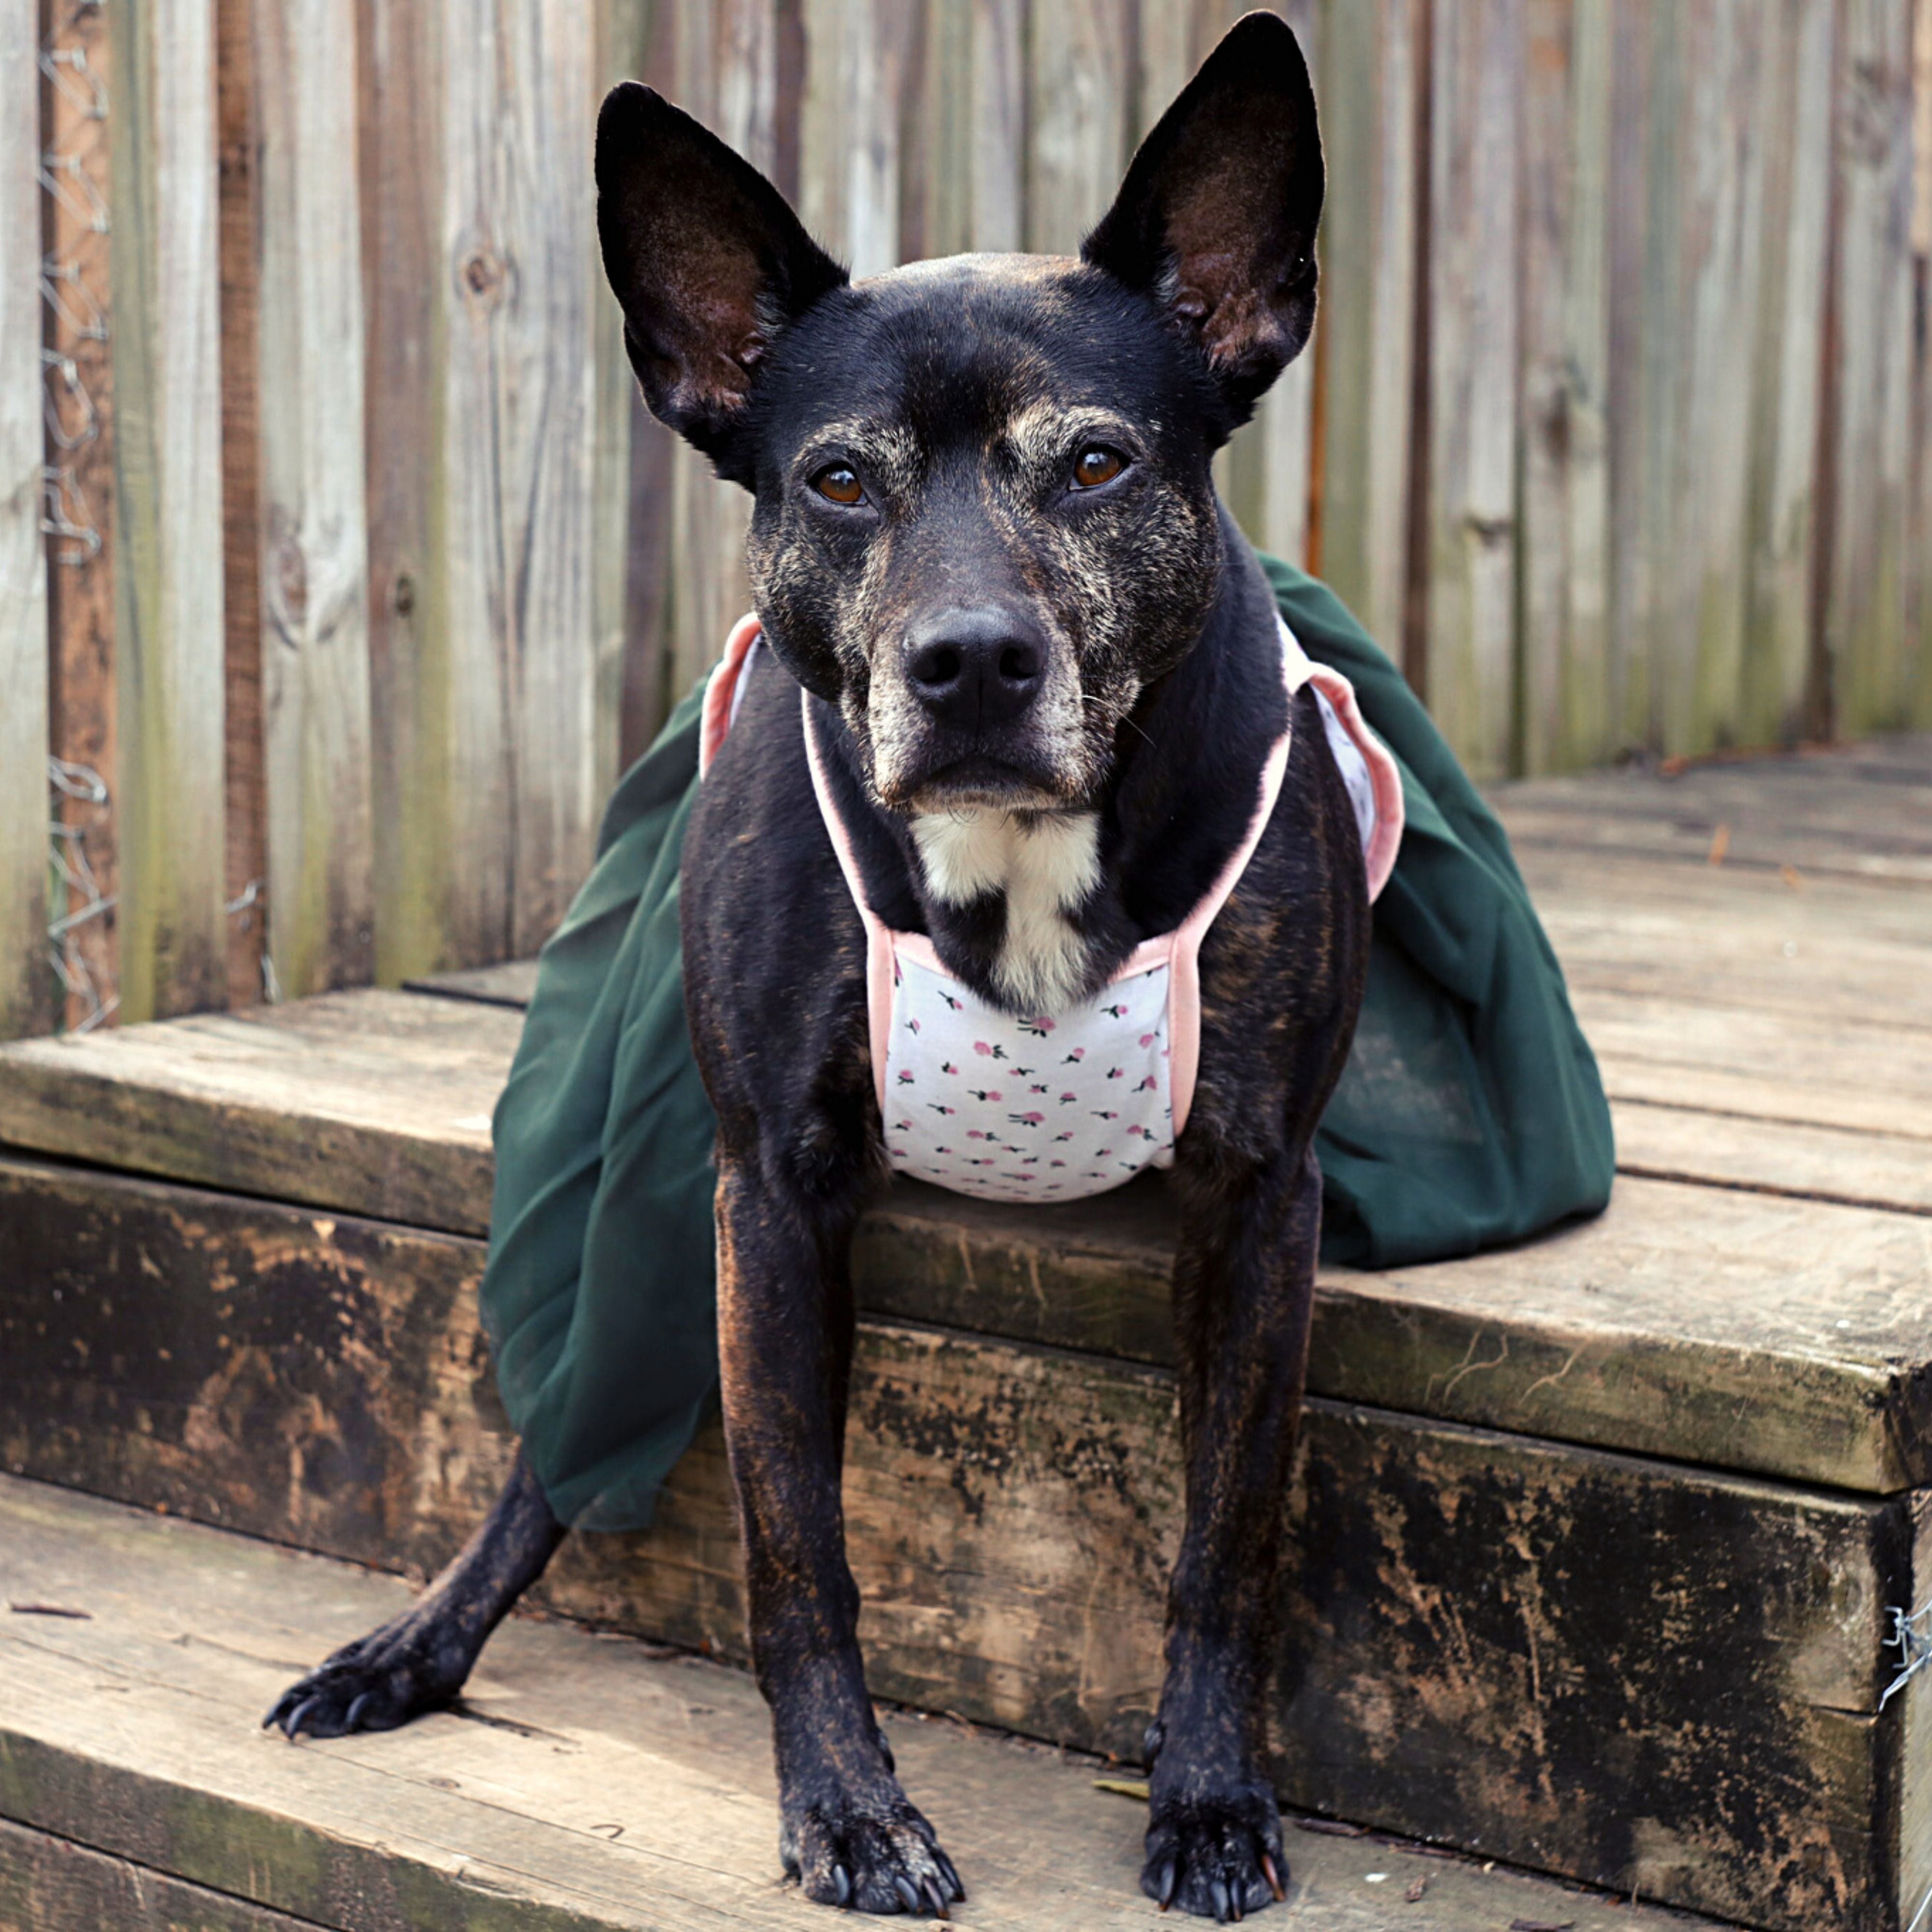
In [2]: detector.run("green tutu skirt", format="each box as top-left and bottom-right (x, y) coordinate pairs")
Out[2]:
(478, 558), (1615, 1530)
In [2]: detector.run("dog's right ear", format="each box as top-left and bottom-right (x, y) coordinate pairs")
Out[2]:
(597, 84), (847, 481)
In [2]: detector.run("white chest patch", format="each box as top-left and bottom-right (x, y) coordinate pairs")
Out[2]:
(910, 809), (1101, 1014)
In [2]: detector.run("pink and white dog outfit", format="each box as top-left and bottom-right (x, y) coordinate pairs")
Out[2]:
(701, 614), (1403, 1205)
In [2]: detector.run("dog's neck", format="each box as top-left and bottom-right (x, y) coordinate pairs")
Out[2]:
(909, 807), (1104, 1013)
(824, 520), (1290, 1019)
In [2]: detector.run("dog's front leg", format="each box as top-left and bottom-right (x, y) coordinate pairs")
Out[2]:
(1142, 1143), (1322, 1920)
(716, 1151), (964, 1918)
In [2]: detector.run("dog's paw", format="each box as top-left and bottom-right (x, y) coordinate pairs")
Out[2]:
(260, 1613), (468, 1741)
(781, 1780), (965, 1916)
(1141, 1780), (1287, 1921)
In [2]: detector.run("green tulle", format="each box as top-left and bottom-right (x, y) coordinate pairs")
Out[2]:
(477, 559), (1614, 1530)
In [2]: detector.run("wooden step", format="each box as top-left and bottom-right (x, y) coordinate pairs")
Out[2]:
(0, 1472), (1740, 1932)
(3, 983), (1931, 1495)
(0, 1150), (1925, 1930)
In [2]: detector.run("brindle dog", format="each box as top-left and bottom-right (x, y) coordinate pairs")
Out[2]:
(265, 14), (1368, 1920)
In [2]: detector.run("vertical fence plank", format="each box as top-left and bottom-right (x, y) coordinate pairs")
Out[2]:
(1, 0), (50, 1040)
(912, 0), (1025, 259)
(503, 0), (613, 957)
(1026, 0), (1134, 254)
(661, 0), (776, 708)
(1822, 0), (1918, 734)
(1199, 1), (1319, 570)
(254, 0), (375, 996)
(1658, 2), (1767, 757)
(1915, 0), (1932, 723)
(1741, 0), (1835, 747)
(107, 0), (227, 1022)
(217, 0), (266, 1007)
(358, 0), (445, 984)
(43, 0), (119, 1030)
(365, 0), (624, 978)
(608, 0), (668, 769)
(1425, 0), (1520, 779)
(1605, 0), (1654, 751)
(1315, 0), (1423, 653)
(972, 0), (1027, 250)
(1519, 0), (1611, 773)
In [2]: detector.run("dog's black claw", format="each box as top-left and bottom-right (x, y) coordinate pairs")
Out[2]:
(1228, 1875), (1244, 1921)
(343, 1690), (372, 1732)
(832, 1863), (852, 1908)
(1153, 1857), (1178, 1910)
(284, 1697), (318, 1740)
(1210, 1876), (1231, 1923)
(894, 1873), (922, 1914)
(923, 1876), (950, 1918)
(260, 1697), (287, 1732)
(936, 1849), (965, 1901)
(1260, 1851), (1285, 1902)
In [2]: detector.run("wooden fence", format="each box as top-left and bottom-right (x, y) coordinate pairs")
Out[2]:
(4, 0), (1932, 1044)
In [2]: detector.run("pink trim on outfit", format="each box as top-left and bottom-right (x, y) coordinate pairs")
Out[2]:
(704, 613), (1405, 1194)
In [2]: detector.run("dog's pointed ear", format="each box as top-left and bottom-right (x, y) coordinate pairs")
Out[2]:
(597, 83), (847, 479)
(1082, 12), (1322, 426)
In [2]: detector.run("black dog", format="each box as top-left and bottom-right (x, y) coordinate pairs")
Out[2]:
(267, 15), (1367, 1919)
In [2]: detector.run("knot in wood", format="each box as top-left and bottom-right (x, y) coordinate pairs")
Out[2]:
(460, 248), (507, 305)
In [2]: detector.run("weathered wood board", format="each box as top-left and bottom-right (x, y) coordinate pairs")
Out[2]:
(360, 0), (628, 984)
(254, 0), (376, 1000)
(1518, 0), (1611, 773)
(106, 0), (230, 1023)
(0, 1815), (322, 1932)
(6, 1002), (1932, 1493)
(1819, 0), (1920, 738)
(0, 1477), (1719, 1932)
(0, 992), (515, 1234)
(218, 0), (270, 1015)
(1424, 0), (1522, 778)
(0, 1178), (1915, 1932)
(0, 0), (50, 1042)
(40, 0), (121, 1038)
(1312, 0), (1423, 658)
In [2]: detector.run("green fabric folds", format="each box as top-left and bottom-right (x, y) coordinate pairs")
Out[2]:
(478, 560), (1614, 1531)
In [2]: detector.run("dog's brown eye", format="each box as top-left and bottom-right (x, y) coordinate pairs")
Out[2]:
(1072, 445), (1125, 489)
(812, 464), (865, 506)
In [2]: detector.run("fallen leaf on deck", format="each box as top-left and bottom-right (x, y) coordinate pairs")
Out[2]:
(1093, 1778), (1150, 1802)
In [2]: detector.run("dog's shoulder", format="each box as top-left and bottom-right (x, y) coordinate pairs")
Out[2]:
(682, 647), (877, 1153)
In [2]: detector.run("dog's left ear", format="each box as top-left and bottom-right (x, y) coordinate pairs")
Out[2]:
(1082, 11), (1322, 426)
(597, 82), (847, 483)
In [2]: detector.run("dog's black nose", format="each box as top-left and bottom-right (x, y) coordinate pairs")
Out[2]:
(905, 607), (1043, 729)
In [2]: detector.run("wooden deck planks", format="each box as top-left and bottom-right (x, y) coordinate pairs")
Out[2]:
(0, 1476), (1719, 1932)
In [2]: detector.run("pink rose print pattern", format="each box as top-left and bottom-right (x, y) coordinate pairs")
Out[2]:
(878, 955), (1175, 1203)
